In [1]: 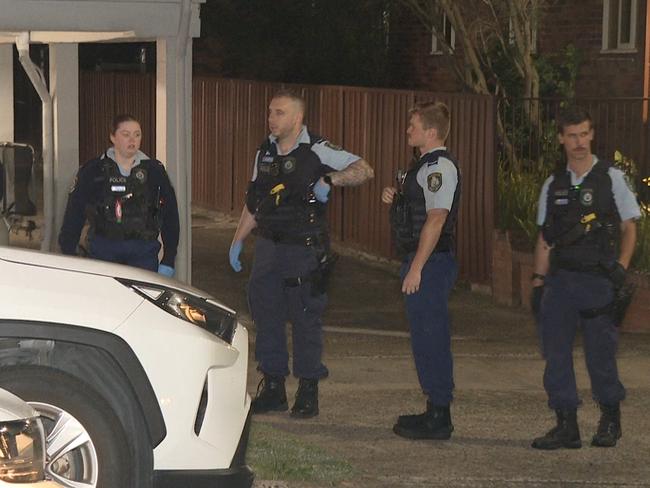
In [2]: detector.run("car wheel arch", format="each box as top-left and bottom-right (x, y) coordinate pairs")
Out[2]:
(0, 319), (166, 447)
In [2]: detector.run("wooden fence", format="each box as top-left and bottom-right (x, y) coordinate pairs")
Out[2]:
(80, 74), (497, 284)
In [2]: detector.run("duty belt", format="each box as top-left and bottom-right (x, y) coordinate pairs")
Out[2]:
(254, 228), (325, 247)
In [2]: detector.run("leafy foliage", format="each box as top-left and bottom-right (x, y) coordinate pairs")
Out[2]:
(613, 152), (650, 272)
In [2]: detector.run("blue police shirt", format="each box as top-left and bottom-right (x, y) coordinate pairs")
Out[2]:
(416, 146), (458, 211)
(536, 155), (642, 226)
(251, 126), (360, 181)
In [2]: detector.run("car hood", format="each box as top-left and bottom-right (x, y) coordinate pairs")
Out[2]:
(0, 246), (215, 301)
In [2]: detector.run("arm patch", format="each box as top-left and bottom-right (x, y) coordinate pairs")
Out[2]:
(428, 172), (442, 192)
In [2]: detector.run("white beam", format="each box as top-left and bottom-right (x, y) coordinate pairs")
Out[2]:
(0, 45), (13, 142)
(156, 36), (192, 283)
(0, 1), (203, 40)
(50, 43), (79, 244)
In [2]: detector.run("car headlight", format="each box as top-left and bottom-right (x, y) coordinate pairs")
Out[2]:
(0, 417), (46, 483)
(117, 279), (237, 344)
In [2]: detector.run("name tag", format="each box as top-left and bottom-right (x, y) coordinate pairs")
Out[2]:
(554, 198), (569, 205)
(261, 156), (275, 163)
(111, 185), (127, 192)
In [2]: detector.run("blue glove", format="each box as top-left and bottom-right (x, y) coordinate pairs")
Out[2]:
(229, 240), (243, 272)
(158, 264), (175, 277)
(313, 178), (331, 203)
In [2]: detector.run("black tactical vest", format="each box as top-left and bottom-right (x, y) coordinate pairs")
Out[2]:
(542, 160), (620, 270)
(247, 135), (329, 244)
(390, 149), (461, 256)
(93, 160), (160, 240)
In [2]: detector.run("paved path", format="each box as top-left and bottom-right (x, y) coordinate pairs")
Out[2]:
(192, 209), (650, 488)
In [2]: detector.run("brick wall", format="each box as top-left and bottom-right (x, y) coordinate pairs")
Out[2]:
(538, 0), (646, 98)
(389, 1), (648, 98)
(387, 8), (465, 92)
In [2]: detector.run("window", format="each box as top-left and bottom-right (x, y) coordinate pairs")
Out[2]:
(602, 0), (638, 51)
(430, 12), (455, 55)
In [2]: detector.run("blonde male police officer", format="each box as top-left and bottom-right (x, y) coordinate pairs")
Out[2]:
(382, 101), (461, 440)
(228, 90), (374, 418)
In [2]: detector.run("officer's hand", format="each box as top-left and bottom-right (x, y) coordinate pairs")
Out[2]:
(402, 268), (422, 295)
(229, 240), (243, 272)
(313, 178), (331, 203)
(382, 187), (397, 205)
(531, 285), (544, 316)
(158, 264), (175, 278)
(607, 261), (627, 288)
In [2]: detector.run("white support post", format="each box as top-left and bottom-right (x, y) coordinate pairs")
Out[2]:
(156, 36), (192, 283)
(0, 45), (13, 245)
(49, 43), (79, 246)
(0, 45), (14, 142)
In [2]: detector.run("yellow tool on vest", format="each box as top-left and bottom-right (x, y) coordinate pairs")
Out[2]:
(581, 212), (597, 232)
(270, 183), (286, 206)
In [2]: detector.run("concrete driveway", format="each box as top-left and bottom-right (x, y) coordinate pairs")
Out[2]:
(192, 209), (650, 488)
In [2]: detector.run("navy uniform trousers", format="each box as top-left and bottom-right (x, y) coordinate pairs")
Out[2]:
(248, 237), (329, 380)
(402, 251), (458, 406)
(90, 234), (161, 272)
(539, 269), (626, 409)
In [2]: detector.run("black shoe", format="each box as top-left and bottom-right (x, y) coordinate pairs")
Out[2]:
(531, 408), (582, 450)
(290, 378), (319, 418)
(393, 404), (453, 440)
(251, 374), (288, 414)
(396, 401), (434, 429)
(591, 403), (622, 447)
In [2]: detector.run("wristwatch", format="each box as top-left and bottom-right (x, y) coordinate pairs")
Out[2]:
(531, 272), (546, 282)
(323, 174), (333, 186)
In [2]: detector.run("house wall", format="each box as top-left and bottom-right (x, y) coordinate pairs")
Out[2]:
(386, 8), (465, 93)
(537, 0), (647, 98)
(388, 1), (648, 98)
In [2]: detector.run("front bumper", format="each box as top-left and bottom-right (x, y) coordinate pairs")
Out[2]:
(153, 409), (254, 488)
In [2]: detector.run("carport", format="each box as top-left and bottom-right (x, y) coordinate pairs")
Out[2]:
(0, 0), (206, 282)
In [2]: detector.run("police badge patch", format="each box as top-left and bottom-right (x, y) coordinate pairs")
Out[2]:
(580, 188), (594, 206)
(281, 157), (297, 174)
(428, 172), (442, 192)
(133, 168), (147, 183)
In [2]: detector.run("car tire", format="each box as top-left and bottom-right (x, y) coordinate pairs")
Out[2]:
(0, 365), (137, 488)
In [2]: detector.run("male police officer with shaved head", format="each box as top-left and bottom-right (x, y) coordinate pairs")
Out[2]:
(229, 89), (374, 418)
(531, 107), (641, 450)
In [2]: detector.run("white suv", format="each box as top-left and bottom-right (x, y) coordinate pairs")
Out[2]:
(0, 247), (253, 488)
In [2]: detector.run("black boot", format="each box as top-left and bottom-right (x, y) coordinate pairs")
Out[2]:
(251, 374), (288, 414)
(290, 378), (319, 418)
(591, 403), (622, 447)
(393, 403), (453, 440)
(531, 408), (582, 450)
(396, 400), (434, 429)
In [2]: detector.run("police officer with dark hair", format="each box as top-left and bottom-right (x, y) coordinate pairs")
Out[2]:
(59, 114), (180, 276)
(382, 101), (461, 440)
(531, 107), (641, 450)
(229, 89), (374, 418)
